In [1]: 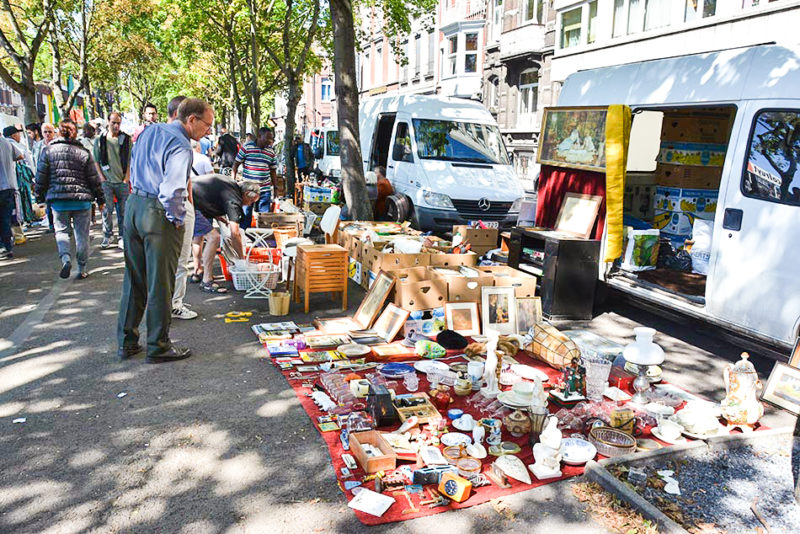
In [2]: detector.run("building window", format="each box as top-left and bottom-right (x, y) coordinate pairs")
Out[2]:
(560, 7), (582, 48)
(465, 33), (478, 74)
(518, 68), (539, 117)
(491, 0), (503, 41)
(644, 0), (672, 31)
(588, 1), (598, 43)
(487, 77), (500, 109)
(522, 0), (543, 23)
(685, 0), (716, 21)
(321, 78), (332, 101)
(427, 31), (435, 75)
(376, 43), (383, 85)
(414, 34), (421, 77)
(445, 35), (458, 77)
(401, 40), (408, 82)
(364, 52), (370, 87)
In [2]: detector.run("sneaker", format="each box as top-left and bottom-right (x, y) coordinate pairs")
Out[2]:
(117, 238), (124, 250)
(0, 250), (13, 260)
(59, 260), (72, 279)
(101, 237), (111, 248)
(171, 306), (198, 320)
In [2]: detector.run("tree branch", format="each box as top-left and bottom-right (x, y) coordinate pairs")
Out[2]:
(1, 0), (31, 57)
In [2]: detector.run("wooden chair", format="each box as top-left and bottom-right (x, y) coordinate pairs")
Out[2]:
(293, 244), (348, 313)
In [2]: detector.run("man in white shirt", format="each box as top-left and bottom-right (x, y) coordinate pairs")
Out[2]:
(191, 140), (213, 175)
(0, 136), (24, 259)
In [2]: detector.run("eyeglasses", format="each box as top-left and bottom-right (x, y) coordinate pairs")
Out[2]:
(110, 121), (121, 125)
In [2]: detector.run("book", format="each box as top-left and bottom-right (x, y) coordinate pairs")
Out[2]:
(300, 350), (346, 363)
(266, 342), (298, 357)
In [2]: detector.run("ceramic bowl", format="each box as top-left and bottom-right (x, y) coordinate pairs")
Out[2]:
(560, 437), (598, 465)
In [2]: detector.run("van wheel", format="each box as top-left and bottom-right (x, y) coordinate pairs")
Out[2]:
(386, 194), (412, 223)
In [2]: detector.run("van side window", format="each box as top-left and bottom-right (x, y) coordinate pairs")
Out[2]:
(742, 110), (800, 206)
(393, 122), (413, 163)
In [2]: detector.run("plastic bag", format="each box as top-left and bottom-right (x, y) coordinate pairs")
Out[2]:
(690, 219), (713, 275)
(620, 228), (660, 271)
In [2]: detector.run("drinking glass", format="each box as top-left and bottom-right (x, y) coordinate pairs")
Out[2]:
(403, 372), (419, 392)
(467, 361), (484, 391)
(583, 358), (613, 401)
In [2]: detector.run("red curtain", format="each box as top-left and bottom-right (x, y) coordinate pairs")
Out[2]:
(535, 165), (607, 240)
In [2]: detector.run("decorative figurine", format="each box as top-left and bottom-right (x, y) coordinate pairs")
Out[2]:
(481, 332), (501, 398)
(563, 357), (586, 397)
(503, 409), (532, 437)
(529, 416), (563, 480)
(530, 376), (548, 408)
(485, 418), (502, 446)
(431, 384), (453, 411)
(721, 352), (764, 432)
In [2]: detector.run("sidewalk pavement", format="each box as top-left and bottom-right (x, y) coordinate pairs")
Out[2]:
(0, 224), (792, 533)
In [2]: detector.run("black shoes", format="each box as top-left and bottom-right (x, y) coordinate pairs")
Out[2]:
(59, 260), (72, 279)
(118, 344), (143, 360)
(146, 346), (191, 364)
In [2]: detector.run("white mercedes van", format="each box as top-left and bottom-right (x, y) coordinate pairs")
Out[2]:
(359, 94), (524, 232)
(308, 127), (341, 180)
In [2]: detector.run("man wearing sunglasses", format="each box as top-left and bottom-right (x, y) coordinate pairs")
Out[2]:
(94, 112), (132, 249)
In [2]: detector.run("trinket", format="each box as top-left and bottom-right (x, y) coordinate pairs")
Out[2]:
(438, 472), (472, 502)
(529, 417), (562, 480)
(503, 409), (532, 437)
(494, 455), (532, 484)
(721, 352), (764, 431)
(480, 332), (501, 398)
(485, 418), (502, 445)
(412, 464), (457, 485)
(431, 384), (453, 410)
(610, 407), (636, 434)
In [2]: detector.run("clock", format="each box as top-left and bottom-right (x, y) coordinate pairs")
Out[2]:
(438, 472), (472, 503)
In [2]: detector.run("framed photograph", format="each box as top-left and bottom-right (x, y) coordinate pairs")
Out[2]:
(313, 317), (363, 334)
(481, 286), (517, 336)
(789, 337), (800, 369)
(537, 106), (608, 172)
(516, 297), (543, 335)
(761, 362), (800, 414)
(372, 303), (410, 343)
(554, 193), (603, 239)
(444, 302), (480, 336)
(353, 270), (395, 329)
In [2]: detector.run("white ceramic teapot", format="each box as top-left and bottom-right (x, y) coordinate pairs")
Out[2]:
(721, 352), (764, 431)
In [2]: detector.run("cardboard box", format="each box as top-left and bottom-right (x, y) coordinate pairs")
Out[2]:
(363, 243), (430, 273)
(403, 307), (446, 337)
(348, 258), (362, 284)
(655, 163), (722, 190)
(452, 225), (499, 246)
(302, 201), (334, 216)
(658, 141), (727, 167)
(429, 267), (493, 303)
(654, 187), (718, 218)
(477, 265), (538, 298)
(256, 212), (304, 233)
(349, 431), (397, 473)
(660, 114), (731, 144)
(428, 250), (478, 268)
(386, 266), (447, 311)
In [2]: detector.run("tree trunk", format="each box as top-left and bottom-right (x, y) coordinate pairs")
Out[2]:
(22, 89), (39, 124)
(284, 73), (300, 199)
(330, 0), (370, 221)
(247, 0), (261, 131)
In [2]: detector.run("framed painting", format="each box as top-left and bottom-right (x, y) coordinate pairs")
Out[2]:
(372, 303), (411, 343)
(554, 192), (604, 239)
(481, 286), (517, 336)
(516, 297), (542, 335)
(761, 362), (800, 415)
(444, 302), (481, 337)
(353, 270), (395, 329)
(537, 107), (608, 172)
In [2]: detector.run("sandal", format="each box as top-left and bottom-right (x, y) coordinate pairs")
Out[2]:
(200, 282), (228, 294)
(76, 271), (90, 280)
(189, 273), (203, 283)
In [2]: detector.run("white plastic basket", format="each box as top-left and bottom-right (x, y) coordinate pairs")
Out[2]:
(230, 263), (280, 291)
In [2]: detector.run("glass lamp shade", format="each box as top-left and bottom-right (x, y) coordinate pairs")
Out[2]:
(622, 327), (665, 366)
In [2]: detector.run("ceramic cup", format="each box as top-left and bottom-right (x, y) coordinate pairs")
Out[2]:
(657, 419), (683, 441)
(468, 361), (484, 391)
(512, 381), (535, 402)
(448, 408), (464, 420)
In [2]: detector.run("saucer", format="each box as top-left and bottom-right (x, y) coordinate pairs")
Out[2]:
(337, 343), (371, 357)
(440, 432), (472, 447)
(497, 391), (532, 408)
(509, 364), (550, 382)
(414, 360), (449, 374)
(651, 426), (687, 445)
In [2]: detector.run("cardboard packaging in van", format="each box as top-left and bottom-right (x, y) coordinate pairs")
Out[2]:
(427, 249), (479, 267)
(653, 209), (694, 237)
(477, 265), (538, 298)
(452, 226), (500, 246)
(386, 266), (446, 311)
(660, 115), (730, 144)
(429, 266), (493, 303)
(658, 141), (727, 167)
(654, 187), (718, 218)
(655, 163), (722, 190)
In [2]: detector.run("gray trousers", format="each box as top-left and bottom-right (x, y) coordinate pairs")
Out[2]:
(117, 194), (183, 356)
(101, 181), (129, 238)
(53, 208), (91, 270)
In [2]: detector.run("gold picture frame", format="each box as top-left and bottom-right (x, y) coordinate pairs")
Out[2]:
(554, 192), (603, 239)
(353, 270), (395, 329)
(372, 303), (410, 343)
(444, 302), (481, 337)
(537, 106), (608, 172)
(761, 362), (800, 415)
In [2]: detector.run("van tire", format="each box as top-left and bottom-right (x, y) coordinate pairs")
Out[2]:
(386, 194), (412, 224)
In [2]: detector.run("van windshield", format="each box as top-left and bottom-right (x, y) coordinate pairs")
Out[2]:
(412, 119), (509, 165)
(326, 131), (340, 156)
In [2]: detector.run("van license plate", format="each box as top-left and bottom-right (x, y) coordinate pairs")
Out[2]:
(470, 220), (499, 229)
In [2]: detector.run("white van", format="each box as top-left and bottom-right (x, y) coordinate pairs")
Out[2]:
(359, 94), (524, 232)
(308, 127), (341, 179)
(554, 44), (800, 350)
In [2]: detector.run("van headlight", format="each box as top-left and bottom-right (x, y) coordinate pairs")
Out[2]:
(423, 191), (455, 209)
(510, 197), (523, 212)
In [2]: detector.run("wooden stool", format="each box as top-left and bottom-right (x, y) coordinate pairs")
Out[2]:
(293, 244), (348, 313)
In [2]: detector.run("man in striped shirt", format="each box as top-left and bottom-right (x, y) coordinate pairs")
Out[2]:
(232, 126), (276, 230)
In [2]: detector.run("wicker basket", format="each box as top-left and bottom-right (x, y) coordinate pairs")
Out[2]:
(588, 426), (637, 457)
(231, 263), (281, 292)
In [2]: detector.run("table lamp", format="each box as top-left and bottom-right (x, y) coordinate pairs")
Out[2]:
(622, 327), (665, 404)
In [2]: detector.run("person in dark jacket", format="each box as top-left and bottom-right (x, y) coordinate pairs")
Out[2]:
(94, 111), (132, 248)
(215, 127), (239, 170)
(35, 119), (105, 280)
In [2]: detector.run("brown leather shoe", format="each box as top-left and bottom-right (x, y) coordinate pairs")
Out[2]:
(118, 344), (142, 360)
(146, 346), (191, 364)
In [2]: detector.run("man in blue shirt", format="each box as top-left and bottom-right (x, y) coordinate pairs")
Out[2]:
(118, 98), (215, 363)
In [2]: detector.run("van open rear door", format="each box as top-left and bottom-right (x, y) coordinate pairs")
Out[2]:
(707, 101), (800, 348)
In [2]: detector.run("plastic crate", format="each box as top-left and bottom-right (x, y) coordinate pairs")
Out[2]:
(230, 263), (280, 291)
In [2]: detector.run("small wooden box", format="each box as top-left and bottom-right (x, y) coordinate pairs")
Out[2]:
(350, 430), (397, 474)
(393, 392), (442, 425)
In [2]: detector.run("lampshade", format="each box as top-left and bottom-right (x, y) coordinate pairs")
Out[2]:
(622, 327), (665, 366)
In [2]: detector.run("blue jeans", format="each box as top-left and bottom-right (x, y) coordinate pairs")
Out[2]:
(240, 189), (272, 230)
(0, 189), (14, 252)
(53, 209), (91, 271)
(101, 182), (129, 238)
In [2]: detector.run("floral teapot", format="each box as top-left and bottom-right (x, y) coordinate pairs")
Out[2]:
(720, 352), (764, 431)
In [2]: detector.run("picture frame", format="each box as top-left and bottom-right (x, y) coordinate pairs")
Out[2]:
(313, 317), (364, 334)
(444, 302), (481, 336)
(761, 362), (800, 415)
(537, 106), (608, 172)
(554, 192), (604, 239)
(516, 297), (543, 335)
(480, 286), (517, 336)
(353, 270), (395, 329)
(788, 337), (800, 369)
(372, 303), (411, 343)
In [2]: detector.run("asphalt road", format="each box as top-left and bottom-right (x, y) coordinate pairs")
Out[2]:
(1, 222), (794, 533)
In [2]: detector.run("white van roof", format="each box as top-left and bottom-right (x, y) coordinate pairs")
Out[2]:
(361, 94), (494, 123)
(558, 44), (800, 107)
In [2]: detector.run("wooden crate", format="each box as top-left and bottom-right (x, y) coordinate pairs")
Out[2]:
(393, 392), (442, 425)
(349, 430), (397, 474)
(294, 244), (348, 313)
